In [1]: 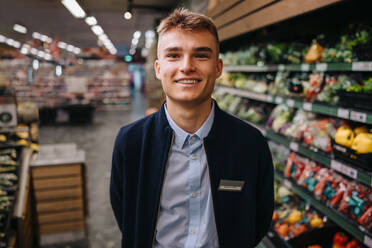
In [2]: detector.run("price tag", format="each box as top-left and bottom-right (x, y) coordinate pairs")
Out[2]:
(342, 165), (357, 179)
(316, 63), (327, 71)
(284, 179), (292, 188)
(290, 142), (299, 152)
(337, 108), (349, 119)
(278, 65), (285, 71)
(303, 102), (312, 111)
(331, 160), (343, 172)
(301, 64), (310, 71)
(350, 111), (367, 123)
(352, 62), (372, 71)
(267, 95), (274, 102)
(286, 99), (295, 107)
(275, 97), (283, 104)
(364, 235), (372, 247)
(267, 231), (274, 238)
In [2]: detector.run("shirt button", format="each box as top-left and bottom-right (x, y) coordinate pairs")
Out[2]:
(192, 192), (197, 198)
(191, 154), (197, 160)
(191, 136), (196, 142)
(191, 229), (196, 234)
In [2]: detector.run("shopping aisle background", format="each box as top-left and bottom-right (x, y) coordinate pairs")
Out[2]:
(39, 91), (148, 248)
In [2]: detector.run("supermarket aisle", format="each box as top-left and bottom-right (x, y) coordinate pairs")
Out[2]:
(39, 91), (148, 248)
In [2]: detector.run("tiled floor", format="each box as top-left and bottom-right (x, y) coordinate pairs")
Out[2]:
(39, 91), (148, 248)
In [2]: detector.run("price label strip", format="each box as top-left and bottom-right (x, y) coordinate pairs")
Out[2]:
(352, 62), (372, 71)
(284, 179), (292, 188)
(337, 108), (349, 119)
(316, 63), (327, 71)
(303, 102), (312, 111)
(275, 97), (283, 104)
(286, 99), (295, 107)
(301, 64), (310, 71)
(290, 142), (299, 152)
(350, 111), (367, 123)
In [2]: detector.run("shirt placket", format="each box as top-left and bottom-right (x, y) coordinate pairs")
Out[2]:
(185, 135), (201, 248)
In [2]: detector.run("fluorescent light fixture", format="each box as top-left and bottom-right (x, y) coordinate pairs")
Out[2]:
(6, 38), (14, 46)
(129, 48), (136, 55)
(22, 44), (31, 49)
(124, 11), (132, 20)
(45, 54), (52, 60)
(37, 51), (46, 58)
(40, 35), (48, 42)
(61, 0), (86, 18)
(91, 25), (104, 36)
(98, 34), (107, 40)
(58, 41), (67, 49)
(85, 16), (97, 26)
(73, 47), (81, 54)
(141, 48), (148, 57)
(67, 44), (74, 52)
(56, 65), (62, 76)
(33, 59), (39, 70)
(133, 31), (141, 39)
(32, 32), (41, 39)
(30, 48), (38, 55)
(131, 38), (138, 45)
(46, 37), (52, 43)
(13, 24), (27, 34)
(145, 30), (155, 39)
(0, 35), (5, 42)
(13, 41), (21, 48)
(20, 47), (29, 54)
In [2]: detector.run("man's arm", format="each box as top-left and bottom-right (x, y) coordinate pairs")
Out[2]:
(110, 137), (124, 233)
(254, 138), (274, 246)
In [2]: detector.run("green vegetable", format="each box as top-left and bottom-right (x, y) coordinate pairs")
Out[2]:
(346, 84), (363, 93)
(363, 77), (372, 93)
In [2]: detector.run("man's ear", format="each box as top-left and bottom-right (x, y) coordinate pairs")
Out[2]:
(216, 58), (223, 78)
(154, 59), (161, 80)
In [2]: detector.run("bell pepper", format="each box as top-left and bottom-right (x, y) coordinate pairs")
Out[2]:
(287, 209), (302, 224)
(345, 239), (361, 248)
(333, 232), (349, 247)
(351, 133), (372, 154)
(305, 43), (324, 63)
(354, 126), (368, 135)
(310, 214), (323, 227)
(335, 126), (354, 147)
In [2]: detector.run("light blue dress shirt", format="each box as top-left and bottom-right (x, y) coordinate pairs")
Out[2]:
(154, 103), (218, 248)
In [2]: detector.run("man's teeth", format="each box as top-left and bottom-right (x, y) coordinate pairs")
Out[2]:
(177, 80), (198, 84)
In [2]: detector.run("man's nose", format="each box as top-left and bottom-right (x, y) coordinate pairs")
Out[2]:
(180, 56), (196, 73)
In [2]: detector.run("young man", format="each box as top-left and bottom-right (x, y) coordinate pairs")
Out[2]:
(110, 8), (274, 248)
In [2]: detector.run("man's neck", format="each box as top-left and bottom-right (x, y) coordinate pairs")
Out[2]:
(166, 98), (213, 134)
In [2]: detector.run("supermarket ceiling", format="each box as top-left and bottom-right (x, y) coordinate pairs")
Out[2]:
(0, 0), (178, 50)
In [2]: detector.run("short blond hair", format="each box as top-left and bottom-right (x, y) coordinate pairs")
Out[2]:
(157, 8), (219, 48)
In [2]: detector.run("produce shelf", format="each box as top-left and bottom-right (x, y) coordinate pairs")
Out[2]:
(274, 171), (372, 247)
(246, 121), (372, 187)
(217, 86), (372, 124)
(224, 62), (372, 72)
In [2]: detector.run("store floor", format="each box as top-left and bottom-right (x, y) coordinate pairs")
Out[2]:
(39, 90), (148, 248)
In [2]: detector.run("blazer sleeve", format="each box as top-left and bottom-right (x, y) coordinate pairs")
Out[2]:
(110, 132), (124, 233)
(254, 137), (274, 246)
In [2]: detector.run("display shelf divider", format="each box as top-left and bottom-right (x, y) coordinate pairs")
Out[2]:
(274, 171), (372, 245)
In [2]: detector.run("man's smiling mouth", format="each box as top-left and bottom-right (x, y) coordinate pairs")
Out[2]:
(175, 79), (202, 84)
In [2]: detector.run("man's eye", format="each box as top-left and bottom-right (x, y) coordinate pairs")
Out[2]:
(195, 54), (209, 59)
(166, 54), (179, 59)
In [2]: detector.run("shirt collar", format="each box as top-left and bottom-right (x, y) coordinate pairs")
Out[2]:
(164, 102), (215, 148)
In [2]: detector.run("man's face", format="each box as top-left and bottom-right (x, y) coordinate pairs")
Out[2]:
(155, 28), (223, 106)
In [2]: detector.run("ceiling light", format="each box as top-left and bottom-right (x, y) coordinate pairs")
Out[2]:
(30, 48), (38, 55)
(131, 38), (138, 45)
(129, 48), (136, 55)
(56, 65), (62, 76)
(73, 47), (81, 54)
(5, 39), (14, 46)
(13, 24), (27, 34)
(40, 35), (48, 42)
(91, 25), (104, 36)
(141, 48), (148, 57)
(124, 11), (132, 20)
(145, 30), (155, 39)
(61, 0), (86, 18)
(85, 16), (97, 26)
(22, 44), (31, 49)
(37, 51), (46, 58)
(133, 31), (141, 39)
(98, 34), (107, 40)
(20, 47), (29, 54)
(46, 37), (52, 43)
(45, 54), (52, 60)
(32, 32), (41, 39)
(13, 41), (21, 48)
(58, 41), (67, 49)
(67, 44), (74, 52)
(0, 35), (5, 42)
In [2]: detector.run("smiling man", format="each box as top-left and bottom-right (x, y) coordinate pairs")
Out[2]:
(110, 8), (274, 248)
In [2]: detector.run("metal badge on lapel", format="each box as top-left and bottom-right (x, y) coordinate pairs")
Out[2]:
(218, 179), (245, 192)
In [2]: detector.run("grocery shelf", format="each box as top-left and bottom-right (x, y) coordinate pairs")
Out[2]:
(224, 62), (372, 72)
(275, 171), (372, 247)
(248, 121), (372, 187)
(217, 86), (372, 124)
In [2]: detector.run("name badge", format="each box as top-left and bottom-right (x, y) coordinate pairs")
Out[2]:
(218, 179), (244, 192)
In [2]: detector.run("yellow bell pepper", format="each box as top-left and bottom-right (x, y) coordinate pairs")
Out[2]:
(351, 133), (372, 154)
(287, 210), (302, 224)
(335, 126), (354, 147)
(354, 126), (369, 135)
(310, 214), (323, 227)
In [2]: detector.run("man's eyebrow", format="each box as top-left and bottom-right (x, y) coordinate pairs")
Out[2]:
(164, 47), (182, 52)
(194, 47), (213, 53)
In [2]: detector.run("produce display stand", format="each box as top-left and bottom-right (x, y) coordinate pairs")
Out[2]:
(207, 0), (372, 247)
(30, 143), (88, 245)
